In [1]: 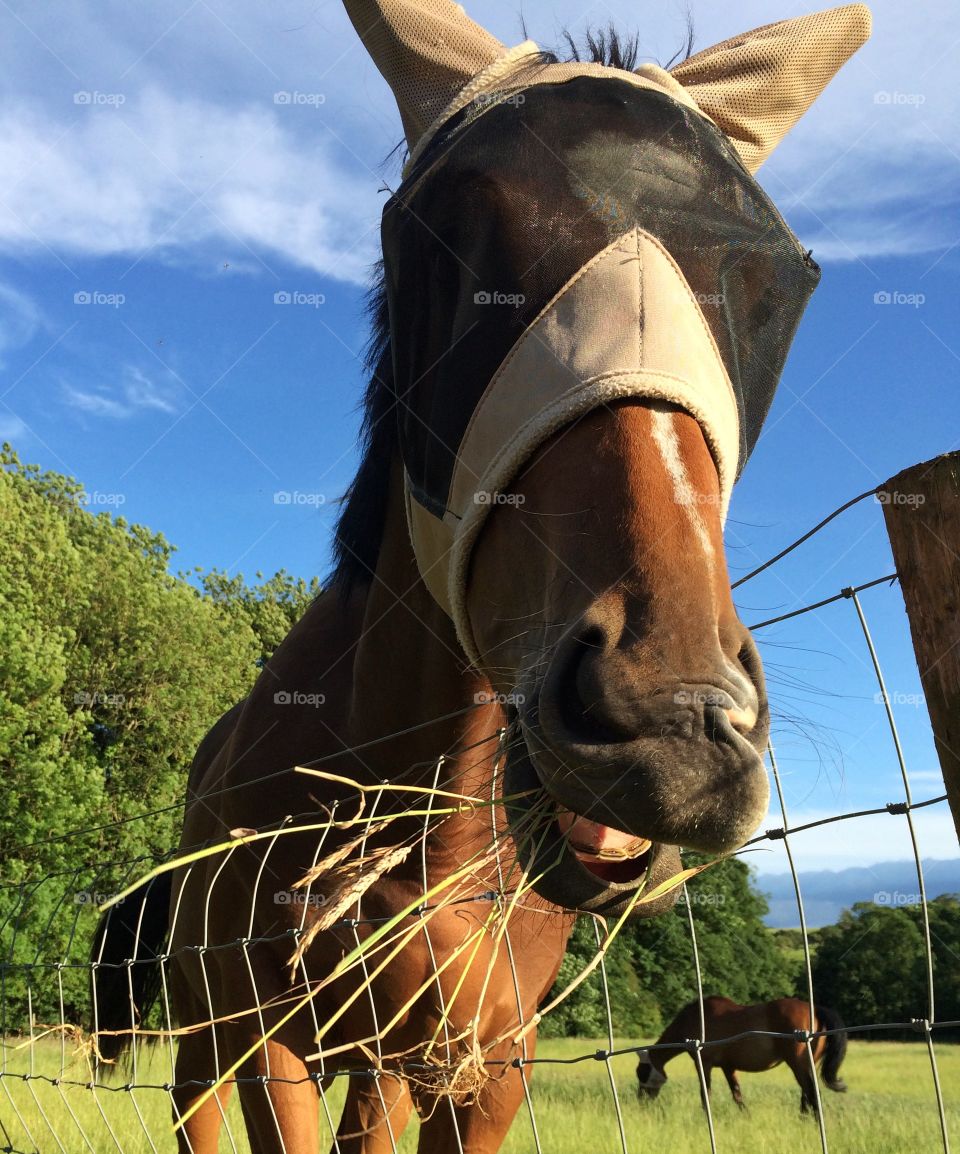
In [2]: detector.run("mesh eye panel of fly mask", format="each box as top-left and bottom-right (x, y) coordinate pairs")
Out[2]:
(342, 1), (872, 663)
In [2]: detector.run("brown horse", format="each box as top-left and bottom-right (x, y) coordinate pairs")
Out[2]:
(636, 996), (849, 1115)
(90, 2), (870, 1151)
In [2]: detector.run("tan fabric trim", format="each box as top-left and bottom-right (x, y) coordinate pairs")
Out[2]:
(404, 478), (455, 616)
(449, 228), (738, 519)
(435, 227), (739, 663)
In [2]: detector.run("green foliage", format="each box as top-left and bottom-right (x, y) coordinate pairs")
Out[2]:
(539, 918), (662, 1038)
(0, 447), (317, 1027)
(811, 895), (960, 1039)
(924, 894), (960, 1027)
(194, 567), (319, 663)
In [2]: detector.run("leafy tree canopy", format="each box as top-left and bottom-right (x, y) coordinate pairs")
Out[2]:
(0, 446), (316, 1023)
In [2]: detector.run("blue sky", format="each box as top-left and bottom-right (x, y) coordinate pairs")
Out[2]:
(1, 1), (958, 877)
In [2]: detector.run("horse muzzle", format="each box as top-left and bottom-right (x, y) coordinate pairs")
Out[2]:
(503, 738), (683, 917)
(502, 668), (769, 913)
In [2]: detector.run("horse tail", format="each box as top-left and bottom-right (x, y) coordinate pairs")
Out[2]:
(815, 1003), (848, 1092)
(90, 872), (172, 1065)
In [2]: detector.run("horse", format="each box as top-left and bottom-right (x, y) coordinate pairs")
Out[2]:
(636, 995), (849, 1115)
(90, 2), (870, 1151)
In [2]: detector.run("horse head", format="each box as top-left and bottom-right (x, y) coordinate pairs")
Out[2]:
(636, 1048), (669, 1099)
(345, 1), (870, 915)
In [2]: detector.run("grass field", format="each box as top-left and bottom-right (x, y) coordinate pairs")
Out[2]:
(2, 1035), (957, 1152)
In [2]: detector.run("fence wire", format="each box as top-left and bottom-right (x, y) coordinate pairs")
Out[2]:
(1, 485), (957, 1154)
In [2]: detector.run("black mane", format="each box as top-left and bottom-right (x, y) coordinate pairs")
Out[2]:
(329, 26), (693, 592)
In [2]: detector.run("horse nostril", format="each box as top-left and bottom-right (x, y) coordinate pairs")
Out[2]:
(551, 626), (638, 744)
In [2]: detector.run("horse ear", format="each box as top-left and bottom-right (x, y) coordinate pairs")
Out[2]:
(342, 1), (506, 150)
(666, 4), (871, 172)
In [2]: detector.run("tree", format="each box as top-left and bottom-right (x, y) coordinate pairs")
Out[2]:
(195, 568), (319, 663)
(0, 447), (318, 1027)
(810, 902), (927, 1036)
(918, 895), (960, 1034)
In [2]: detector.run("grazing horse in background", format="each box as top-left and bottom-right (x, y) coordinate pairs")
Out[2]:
(637, 996), (849, 1115)
(91, 2), (870, 1151)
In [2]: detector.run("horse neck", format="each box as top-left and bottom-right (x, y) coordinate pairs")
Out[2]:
(652, 1014), (693, 1071)
(346, 459), (505, 798)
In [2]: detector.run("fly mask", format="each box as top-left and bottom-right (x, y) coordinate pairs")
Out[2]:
(344, 2), (872, 663)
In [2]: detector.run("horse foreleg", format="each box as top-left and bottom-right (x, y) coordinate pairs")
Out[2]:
(334, 1073), (413, 1154)
(722, 1068), (746, 1110)
(172, 1027), (235, 1154)
(233, 1037), (320, 1154)
(416, 1059), (529, 1153)
(697, 1064), (713, 1113)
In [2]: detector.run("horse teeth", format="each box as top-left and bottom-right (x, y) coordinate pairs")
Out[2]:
(576, 837), (652, 861)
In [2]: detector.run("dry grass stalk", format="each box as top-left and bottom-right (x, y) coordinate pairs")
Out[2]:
(405, 1036), (491, 1113)
(287, 843), (414, 979)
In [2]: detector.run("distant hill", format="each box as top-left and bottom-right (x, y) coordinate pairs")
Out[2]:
(757, 858), (960, 928)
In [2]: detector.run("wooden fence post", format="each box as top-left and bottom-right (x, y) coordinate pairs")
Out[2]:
(880, 452), (960, 844)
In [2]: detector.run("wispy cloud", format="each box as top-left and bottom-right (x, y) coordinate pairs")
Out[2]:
(0, 411), (28, 440)
(62, 364), (179, 419)
(0, 281), (43, 365)
(0, 88), (380, 282)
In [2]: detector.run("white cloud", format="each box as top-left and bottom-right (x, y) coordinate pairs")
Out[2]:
(0, 88), (380, 282)
(62, 364), (179, 419)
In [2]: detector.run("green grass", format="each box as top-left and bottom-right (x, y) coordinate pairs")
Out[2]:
(2, 1036), (957, 1152)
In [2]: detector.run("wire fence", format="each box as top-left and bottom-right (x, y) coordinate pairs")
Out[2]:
(1, 481), (957, 1154)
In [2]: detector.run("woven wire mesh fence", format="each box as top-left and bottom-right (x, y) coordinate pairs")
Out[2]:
(1, 481), (958, 1154)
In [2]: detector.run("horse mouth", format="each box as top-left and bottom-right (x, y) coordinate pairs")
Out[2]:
(557, 808), (654, 885)
(503, 742), (680, 915)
